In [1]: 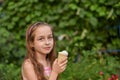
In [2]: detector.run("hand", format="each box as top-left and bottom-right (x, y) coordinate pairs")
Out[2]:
(52, 57), (68, 74)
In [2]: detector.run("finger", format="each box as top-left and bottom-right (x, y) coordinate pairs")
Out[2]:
(60, 57), (68, 63)
(61, 66), (67, 71)
(54, 59), (58, 64)
(61, 64), (67, 69)
(60, 60), (68, 67)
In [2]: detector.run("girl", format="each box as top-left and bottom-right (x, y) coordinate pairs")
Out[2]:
(21, 22), (68, 80)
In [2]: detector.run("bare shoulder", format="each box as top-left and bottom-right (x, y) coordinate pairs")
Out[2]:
(22, 59), (37, 80)
(23, 59), (32, 69)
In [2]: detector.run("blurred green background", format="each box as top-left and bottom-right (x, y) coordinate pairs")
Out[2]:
(0, 0), (120, 80)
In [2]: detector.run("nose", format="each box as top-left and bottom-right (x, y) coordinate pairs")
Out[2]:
(45, 39), (50, 45)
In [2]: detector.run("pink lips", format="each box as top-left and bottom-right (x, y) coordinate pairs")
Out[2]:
(44, 47), (51, 50)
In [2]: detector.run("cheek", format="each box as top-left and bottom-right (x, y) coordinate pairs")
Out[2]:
(34, 42), (42, 47)
(51, 40), (54, 46)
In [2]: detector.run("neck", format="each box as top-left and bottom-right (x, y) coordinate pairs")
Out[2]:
(35, 52), (49, 67)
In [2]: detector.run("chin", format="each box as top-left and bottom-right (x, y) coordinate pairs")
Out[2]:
(44, 50), (51, 54)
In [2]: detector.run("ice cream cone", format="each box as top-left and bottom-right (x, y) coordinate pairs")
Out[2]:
(58, 50), (68, 64)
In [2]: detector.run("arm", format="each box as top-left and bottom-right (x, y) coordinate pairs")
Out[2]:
(22, 60), (38, 80)
(49, 71), (58, 80)
(49, 58), (68, 80)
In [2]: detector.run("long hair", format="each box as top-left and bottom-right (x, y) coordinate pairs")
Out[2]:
(23, 22), (56, 80)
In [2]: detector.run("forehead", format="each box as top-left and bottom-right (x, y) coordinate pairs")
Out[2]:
(34, 25), (52, 36)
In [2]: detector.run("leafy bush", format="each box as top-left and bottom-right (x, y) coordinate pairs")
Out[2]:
(59, 50), (120, 80)
(0, 63), (21, 80)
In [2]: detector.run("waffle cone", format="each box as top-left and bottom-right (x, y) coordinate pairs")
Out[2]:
(58, 53), (67, 64)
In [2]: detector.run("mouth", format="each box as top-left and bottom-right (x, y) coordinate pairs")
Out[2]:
(44, 47), (51, 50)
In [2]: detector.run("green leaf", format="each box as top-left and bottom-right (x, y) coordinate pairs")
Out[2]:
(69, 3), (78, 10)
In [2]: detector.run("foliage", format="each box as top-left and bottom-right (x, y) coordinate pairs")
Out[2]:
(0, 63), (21, 80)
(59, 50), (120, 80)
(0, 0), (120, 80)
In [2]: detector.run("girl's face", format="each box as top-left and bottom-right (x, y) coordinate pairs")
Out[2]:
(32, 25), (54, 55)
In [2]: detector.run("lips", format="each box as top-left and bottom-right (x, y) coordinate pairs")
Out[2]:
(44, 47), (51, 50)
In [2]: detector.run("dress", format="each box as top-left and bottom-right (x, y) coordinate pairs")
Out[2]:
(44, 66), (52, 79)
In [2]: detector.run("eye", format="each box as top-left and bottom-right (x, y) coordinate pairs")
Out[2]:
(48, 36), (53, 40)
(39, 38), (44, 41)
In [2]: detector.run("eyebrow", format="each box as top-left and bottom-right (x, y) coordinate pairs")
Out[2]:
(37, 34), (53, 37)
